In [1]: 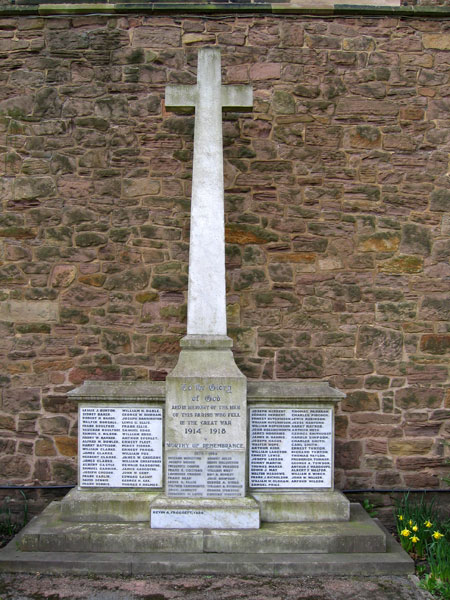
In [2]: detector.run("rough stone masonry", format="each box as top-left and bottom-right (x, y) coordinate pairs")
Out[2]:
(0, 14), (449, 502)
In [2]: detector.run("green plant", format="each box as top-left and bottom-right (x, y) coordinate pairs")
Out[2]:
(428, 538), (450, 584)
(395, 493), (450, 600)
(420, 574), (450, 600)
(395, 492), (440, 558)
(0, 491), (28, 540)
(362, 498), (378, 518)
(443, 442), (450, 487)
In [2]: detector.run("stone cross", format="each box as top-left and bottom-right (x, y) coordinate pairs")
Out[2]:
(166, 47), (252, 337)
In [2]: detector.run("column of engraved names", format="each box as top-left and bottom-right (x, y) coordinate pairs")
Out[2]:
(167, 454), (205, 497)
(121, 407), (162, 487)
(249, 408), (332, 489)
(167, 453), (244, 497)
(302, 409), (332, 486)
(206, 454), (242, 497)
(80, 407), (121, 487)
(249, 409), (290, 488)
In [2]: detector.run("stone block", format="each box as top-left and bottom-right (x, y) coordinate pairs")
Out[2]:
(395, 387), (443, 409)
(251, 491), (350, 523)
(431, 188), (450, 212)
(60, 489), (161, 523)
(0, 300), (58, 323)
(388, 439), (434, 456)
(204, 505), (384, 554)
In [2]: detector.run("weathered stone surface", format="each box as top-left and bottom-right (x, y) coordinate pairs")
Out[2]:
(276, 348), (324, 379)
(388, 439), (434, 456)
(50, 265), (77, 289)
(54, 436), (78, 457)
(423, 33), (450, 50)
(0, 300), (59, 322)
(357, 326), (403, 361)
(395, 387), (443, 409)
(430, 188), (450, 212)
(377, 302), (416, 322)
(358, 233), (400, 253)
(420, 295), (450, 320)
(400, 224), (432, 256)
(378, 256), (423, 274)
(420, 334), (450, 355)
(2, 388), (40, 411)
(341, 391), (379, 413)
(335, 441), (362, 470)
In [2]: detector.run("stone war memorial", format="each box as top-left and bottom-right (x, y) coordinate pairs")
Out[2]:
(0, 46), (415, 576)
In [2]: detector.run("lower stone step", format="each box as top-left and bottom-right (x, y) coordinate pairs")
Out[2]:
(0, 530), (413, 577)
(17, 503), (385, 555)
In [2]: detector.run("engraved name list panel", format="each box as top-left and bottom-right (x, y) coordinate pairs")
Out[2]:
(249, 407), (333, 489)
(79, 406), (163, 488)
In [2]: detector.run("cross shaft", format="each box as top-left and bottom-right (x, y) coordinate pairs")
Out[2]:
(166, 47), (252, 336)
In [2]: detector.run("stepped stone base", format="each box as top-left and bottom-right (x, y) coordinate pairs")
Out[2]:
(16, 502), (385, 555)
(0, 501), (414, 576)
(0, 507), (413, 576)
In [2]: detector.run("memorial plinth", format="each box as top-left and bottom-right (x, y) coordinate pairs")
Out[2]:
(157, 335), (259, 529)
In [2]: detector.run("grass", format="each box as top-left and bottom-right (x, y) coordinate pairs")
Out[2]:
(395, 493), (450, 600)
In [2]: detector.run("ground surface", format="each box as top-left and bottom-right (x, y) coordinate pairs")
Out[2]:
(0, 574), (431, 600)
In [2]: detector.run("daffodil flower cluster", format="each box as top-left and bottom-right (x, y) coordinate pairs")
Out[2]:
(396, 513), (445, 558)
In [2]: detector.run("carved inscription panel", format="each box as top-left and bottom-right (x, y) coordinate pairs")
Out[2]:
(165, 377), (247, 498)
(79, 406), (163, 488)
(166, 379), (246, 450)
(249, 407), (333, 489)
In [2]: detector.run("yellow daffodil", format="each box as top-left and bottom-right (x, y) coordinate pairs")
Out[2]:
(411, 535), (420, 543)
(424, 520), (432, 528)
(409, 519), (413, 526)
(401, 528), (411, 537)
(398, 515), (404, 521)
(432, 531), (444, 540)
(412, 525), (418, 532)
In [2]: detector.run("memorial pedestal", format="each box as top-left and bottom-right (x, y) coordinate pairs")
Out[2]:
(0, 378), (414, 575)
(163, 335), (259, 529)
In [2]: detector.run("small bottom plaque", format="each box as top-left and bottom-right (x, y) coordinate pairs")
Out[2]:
(150, 496), (260, 529)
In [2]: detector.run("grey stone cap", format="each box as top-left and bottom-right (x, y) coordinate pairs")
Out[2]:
(68, 379), (344, 401)
(68, 380), (165, 400)
(180, 335), (233, 350)
(151, 496), (258, 510)
(5, 2), (450, 18)
(248, 380), (345, 400)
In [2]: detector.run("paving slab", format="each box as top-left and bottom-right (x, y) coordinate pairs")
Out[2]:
(0, 572), (430, 600)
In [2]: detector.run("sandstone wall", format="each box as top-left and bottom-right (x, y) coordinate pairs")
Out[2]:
(0, 14), (449, 489)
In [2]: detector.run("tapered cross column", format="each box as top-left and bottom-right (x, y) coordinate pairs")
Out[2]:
(166, 47), (252, 336)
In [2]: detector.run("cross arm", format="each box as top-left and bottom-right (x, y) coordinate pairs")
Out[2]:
(165, 85), (197, 111)
(221, 85), (253, 112)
